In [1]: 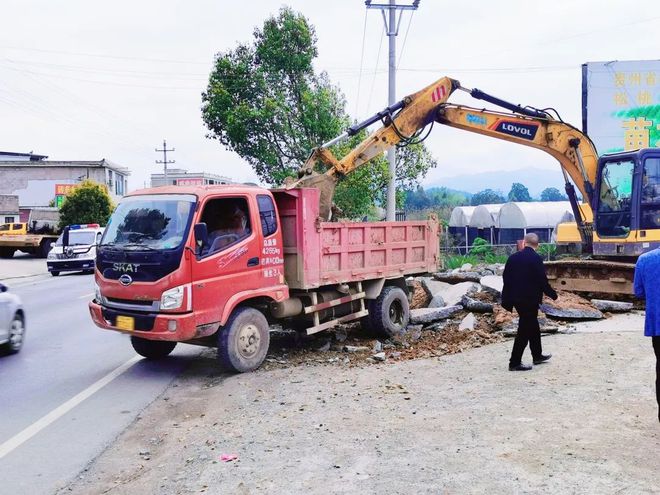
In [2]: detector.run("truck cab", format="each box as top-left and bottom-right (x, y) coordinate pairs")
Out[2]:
(47, 224), (104, 276)
(89, 185), (288, 369)
(0, 223), (27, 236)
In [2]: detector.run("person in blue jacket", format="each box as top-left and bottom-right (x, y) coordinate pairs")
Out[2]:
(633, 249), (660, 423)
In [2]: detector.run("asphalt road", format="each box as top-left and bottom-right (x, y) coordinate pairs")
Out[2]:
(0, 271), (201, 495)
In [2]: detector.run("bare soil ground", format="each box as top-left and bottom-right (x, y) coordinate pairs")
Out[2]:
(62, 312), (659, 495)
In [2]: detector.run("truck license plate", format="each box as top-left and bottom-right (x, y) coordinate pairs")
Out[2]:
(116, 315), (135, 331)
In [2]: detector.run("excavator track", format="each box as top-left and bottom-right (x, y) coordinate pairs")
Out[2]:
(544, 259), (635, 296)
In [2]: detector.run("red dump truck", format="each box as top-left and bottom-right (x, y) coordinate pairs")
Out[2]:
(89, 185), (439, 372)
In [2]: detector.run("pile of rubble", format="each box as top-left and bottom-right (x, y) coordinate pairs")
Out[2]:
(261, 262), (635, 371)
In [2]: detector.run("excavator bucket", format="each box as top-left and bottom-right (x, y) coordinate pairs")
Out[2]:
(293, 171), (336, 221)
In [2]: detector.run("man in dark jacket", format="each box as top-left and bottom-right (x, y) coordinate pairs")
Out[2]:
(502, 233), (558, 371)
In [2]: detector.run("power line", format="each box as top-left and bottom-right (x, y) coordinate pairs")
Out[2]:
(396, 10), (415, 69)
(1, 45), (211, 65)
(354, 9), (369, 118)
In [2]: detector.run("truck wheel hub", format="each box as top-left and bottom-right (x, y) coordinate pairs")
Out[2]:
(238, 324), (260, 358)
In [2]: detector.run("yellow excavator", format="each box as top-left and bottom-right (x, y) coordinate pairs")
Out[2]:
(289, 75), (660, 295)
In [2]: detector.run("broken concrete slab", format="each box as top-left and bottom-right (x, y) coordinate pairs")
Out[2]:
(480, 275), (503, 297)
(461, 294), (494, 313)
(591, 299), (634, 313)
(410, 305), (462, 325)
(428, 294), (446, 308)
(458, 313), (476, 331)
(486, 264), (505, 276)
(420, 277), (451, 299)
(498, 317), (560, 336)
(460, 263), (473, 272)
(433, 272), (482, 284)
(435, 281), (481, 307)
(540, 304), (603, 320)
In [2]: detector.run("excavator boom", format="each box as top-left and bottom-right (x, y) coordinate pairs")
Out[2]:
(288, 76), (460, 219)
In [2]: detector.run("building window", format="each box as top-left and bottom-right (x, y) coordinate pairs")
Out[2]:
(4, 216), (15, 223)
(115, 175), (124, 196)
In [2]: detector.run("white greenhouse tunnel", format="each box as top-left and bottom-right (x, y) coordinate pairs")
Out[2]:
(448, 201), (574, 249)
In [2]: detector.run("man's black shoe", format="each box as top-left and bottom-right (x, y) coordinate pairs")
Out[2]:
(533, 354), (552, 365)
(509, 363), (533, 371)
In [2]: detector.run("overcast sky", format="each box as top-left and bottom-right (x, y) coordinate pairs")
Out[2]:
(2, 1), (659, 192)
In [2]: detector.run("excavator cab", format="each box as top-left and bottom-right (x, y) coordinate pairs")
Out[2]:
(592, 148), (660, 257)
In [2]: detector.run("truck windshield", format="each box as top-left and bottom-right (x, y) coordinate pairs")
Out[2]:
(55, 231), (97, 246)
(101, 194), (196, 250)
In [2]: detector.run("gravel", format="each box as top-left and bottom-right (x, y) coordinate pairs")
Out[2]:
(61, 313), (660, 495)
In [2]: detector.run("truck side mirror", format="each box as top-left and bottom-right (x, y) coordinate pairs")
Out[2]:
(62, 226), (70, 247)
(194, 223), (209, 253)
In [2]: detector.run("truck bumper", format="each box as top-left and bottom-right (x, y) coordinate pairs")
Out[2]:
(48, 259), (95, 272)
(88, 301), (200, 341)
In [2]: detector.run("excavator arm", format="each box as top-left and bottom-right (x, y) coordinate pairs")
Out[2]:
(288, 76), (461, 219)
(289, 76), (599, 243)
(435, 104), (598, 203)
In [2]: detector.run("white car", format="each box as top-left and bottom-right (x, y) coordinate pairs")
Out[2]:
(0, 283), (25, 354)
(47, 224), (104, 276)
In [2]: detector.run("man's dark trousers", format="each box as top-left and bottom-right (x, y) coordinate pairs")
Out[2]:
(510, 303), (543, 367)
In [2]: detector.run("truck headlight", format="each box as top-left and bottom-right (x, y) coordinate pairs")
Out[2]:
(160, 285), (185, 310)
(94, 281), (102, 303)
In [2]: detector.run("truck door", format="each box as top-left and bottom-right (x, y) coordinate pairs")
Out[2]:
(190, 195), (264, 326)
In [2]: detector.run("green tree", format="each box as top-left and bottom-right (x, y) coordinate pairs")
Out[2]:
(507, 182), (532, 202)
(58, 180), (113, 229)
(540, 187), (567, 201)
(202, 7), (346, 186)
(201, 7), (437, 217)
(471, 189), (505, 206)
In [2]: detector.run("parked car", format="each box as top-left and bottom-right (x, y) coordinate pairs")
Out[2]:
(0, 283), (25, 354)
(46, 224), (104, 276)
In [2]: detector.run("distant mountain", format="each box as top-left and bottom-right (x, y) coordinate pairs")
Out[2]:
(426, 168), (566, 198)
(425, 186), (473, 199)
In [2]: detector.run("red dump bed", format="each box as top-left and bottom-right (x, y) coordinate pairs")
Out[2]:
(272, 188), (440, 290)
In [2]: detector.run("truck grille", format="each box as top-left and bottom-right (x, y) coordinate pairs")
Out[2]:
(103, 297), (160, 312)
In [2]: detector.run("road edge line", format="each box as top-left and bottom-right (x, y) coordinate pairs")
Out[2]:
(0, 355), (142, 459)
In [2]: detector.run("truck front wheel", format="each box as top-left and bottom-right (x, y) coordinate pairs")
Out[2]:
(218, 307), (270, 373)
(130, 336), (177, 359)
(367, 286), (410, 339)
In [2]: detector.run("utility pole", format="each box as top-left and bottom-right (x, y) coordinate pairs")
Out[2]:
(155, 139), (175, 186)
(365, 0), (420, 220)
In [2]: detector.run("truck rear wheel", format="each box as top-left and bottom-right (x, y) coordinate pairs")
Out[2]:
(0, 248), (15, 259)
(38, 239), (54, 258)
(367, 286), (409, 339)
(218, 307), (270, 373)
(130, 336), (177, 359)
